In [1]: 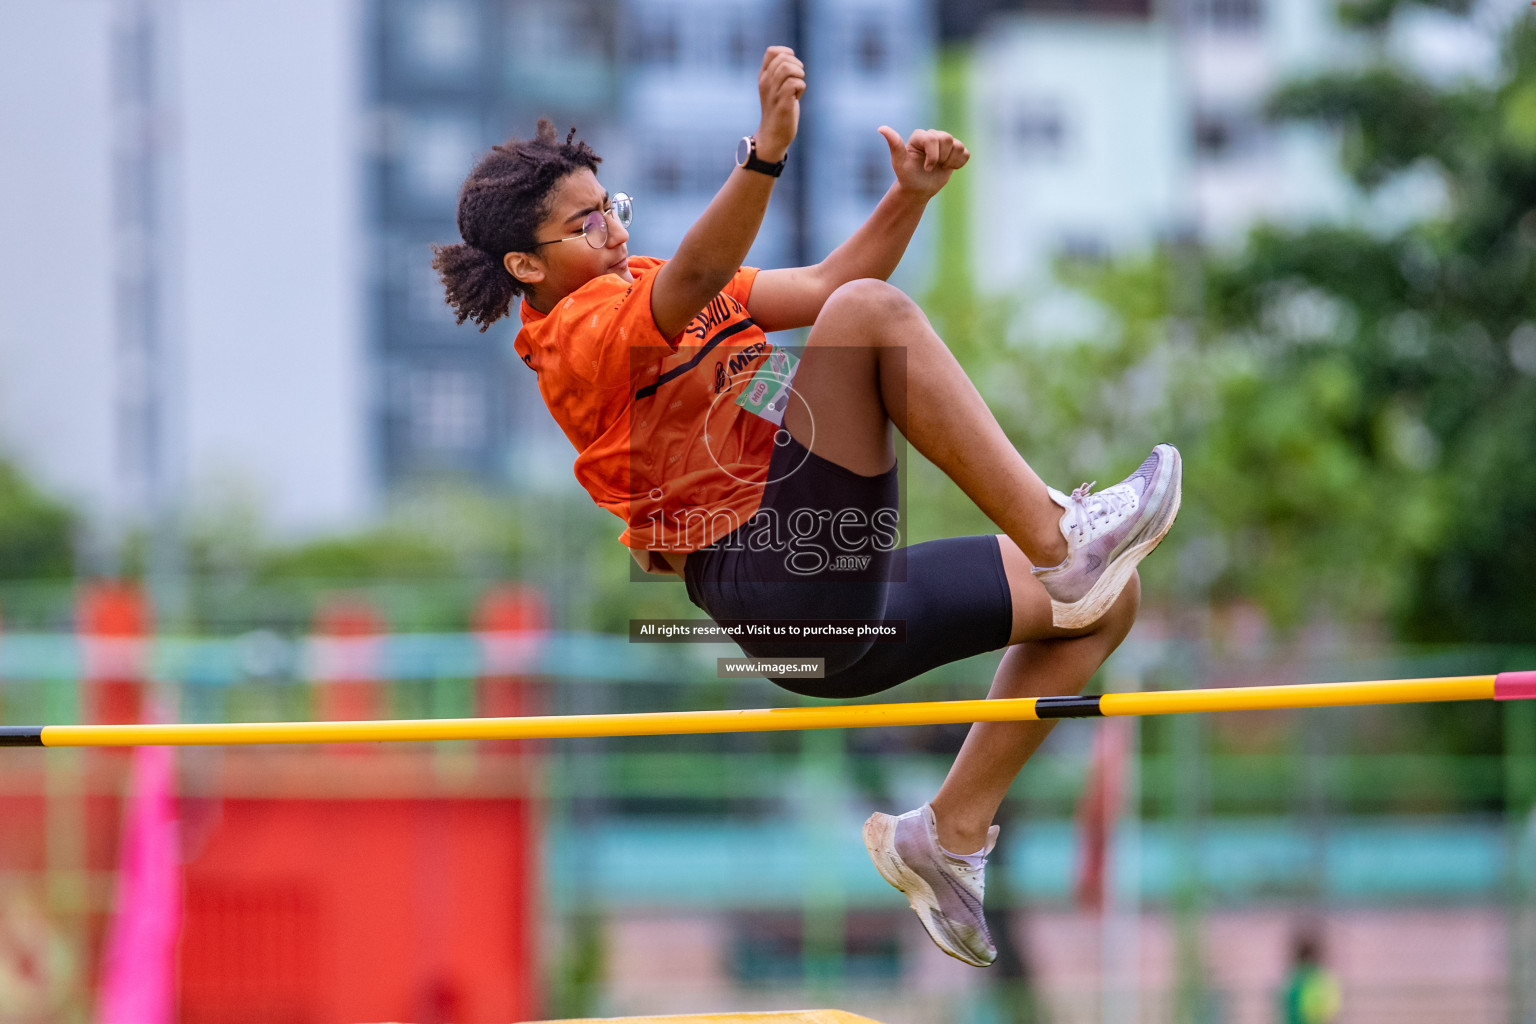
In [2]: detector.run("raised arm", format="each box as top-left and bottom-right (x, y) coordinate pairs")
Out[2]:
(746, 127), (970, 333)
(649, 47), (805, 340)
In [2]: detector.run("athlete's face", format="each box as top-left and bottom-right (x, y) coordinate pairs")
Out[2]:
(507, 169), (632, 310)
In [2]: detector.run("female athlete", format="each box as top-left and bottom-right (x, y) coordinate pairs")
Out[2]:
(434, 46), (1182, 967)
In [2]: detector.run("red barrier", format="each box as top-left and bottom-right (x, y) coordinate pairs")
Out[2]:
(78, 582), (150, 728)
(179, 797), (538, 1023)
(312, 597), (384, 755)
(473, 584), (546, 1018)
(474, 585), (546, 755)
(175, 584), (547, 1022)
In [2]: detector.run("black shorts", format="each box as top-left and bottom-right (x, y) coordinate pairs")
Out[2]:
(683, 435), (1014, 699)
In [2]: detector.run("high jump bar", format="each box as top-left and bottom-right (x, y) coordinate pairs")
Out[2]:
(1, 672), (1533, 748)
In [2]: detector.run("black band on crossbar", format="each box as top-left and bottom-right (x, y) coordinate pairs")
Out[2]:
(0, 727), (45, 747)
(1034, 696), (1104, 719)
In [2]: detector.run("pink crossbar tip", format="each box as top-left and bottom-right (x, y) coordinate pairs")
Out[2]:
(1495, 671), (1536, 700)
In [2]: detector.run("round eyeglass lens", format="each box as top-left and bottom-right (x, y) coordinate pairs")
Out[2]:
(579, 209), (608, 249)
(612, 192), (634, 228)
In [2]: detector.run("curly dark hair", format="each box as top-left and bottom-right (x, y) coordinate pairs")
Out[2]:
(431, 119), (601, 331)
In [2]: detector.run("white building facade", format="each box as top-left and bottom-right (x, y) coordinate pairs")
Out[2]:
(964, 0), (1363, 294)
(0, 0), (370, 538)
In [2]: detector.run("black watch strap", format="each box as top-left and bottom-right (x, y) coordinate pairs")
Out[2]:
(737, 135), (786, 178)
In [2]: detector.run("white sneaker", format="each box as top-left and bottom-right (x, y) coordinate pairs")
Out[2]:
(862, 804), (1000, 967)
(1032, 443), (1182, 629)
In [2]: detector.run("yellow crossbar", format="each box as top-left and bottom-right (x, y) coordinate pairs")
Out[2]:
(0, 672), (1526, 748)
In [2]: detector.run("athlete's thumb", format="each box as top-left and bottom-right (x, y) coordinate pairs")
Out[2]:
(878, 125), (905, 157)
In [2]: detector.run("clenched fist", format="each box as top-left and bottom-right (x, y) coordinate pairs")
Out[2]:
(756, 46), (805, 162)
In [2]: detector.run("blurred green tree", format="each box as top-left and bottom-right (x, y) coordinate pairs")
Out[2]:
(921, 5), (1536, 642)
(1235, 8), (1536, 641)
(0, 458), (76, 579)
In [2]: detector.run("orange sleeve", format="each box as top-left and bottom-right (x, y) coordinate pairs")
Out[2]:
(724, 264), (761, 312)
(558, 259), (761, 389)
(617, 255), (676, 350)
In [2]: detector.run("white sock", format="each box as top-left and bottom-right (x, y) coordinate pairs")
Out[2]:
(940, 842), (988, 869)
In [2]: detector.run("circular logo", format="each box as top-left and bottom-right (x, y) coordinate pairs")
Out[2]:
(702, 369), (814, 485)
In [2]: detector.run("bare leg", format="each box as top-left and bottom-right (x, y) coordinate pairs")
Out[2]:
(928, 538), (1141, 853)
(788, 281), (1144, 849)
(783, 279), (1068, 568)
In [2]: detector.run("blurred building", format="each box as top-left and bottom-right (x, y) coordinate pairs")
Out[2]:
(0, 0), (933, 538)
(366, 0), (625, 493)
(371, 0), (935, 492)
(960, 0), (1361, 292)
(0, 0), (1503, 536)
(622, 0), (933, 276)
(0, 0), (371, 538)
(622, 0), (794, 268)
(801, 0), (935, 281)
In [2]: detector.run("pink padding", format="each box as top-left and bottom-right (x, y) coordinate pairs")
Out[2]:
(1495, 671), (1536, 700)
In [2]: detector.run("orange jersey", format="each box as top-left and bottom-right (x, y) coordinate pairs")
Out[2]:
(513, 256), (780, 553)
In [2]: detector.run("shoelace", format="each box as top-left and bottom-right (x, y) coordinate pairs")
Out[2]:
(1065, 481), (1134, 541)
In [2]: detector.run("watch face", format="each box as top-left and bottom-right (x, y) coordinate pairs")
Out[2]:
(736, 136), (752, 167)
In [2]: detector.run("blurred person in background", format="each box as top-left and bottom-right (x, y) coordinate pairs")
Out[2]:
(1281, 927), (1342, 1024)
(433, 45), (1182, 968)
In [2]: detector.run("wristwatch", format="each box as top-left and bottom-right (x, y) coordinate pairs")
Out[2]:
(736, 135), (786, 178)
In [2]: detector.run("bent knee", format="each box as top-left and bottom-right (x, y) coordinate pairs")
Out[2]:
(819, 278), (920, 327)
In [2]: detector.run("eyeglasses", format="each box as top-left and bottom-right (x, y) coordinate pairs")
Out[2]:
(531, 193), (634, 249)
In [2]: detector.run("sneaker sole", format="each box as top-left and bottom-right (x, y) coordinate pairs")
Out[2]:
(1049, 443), (1183, 630)
(861, 812), (995, 968)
